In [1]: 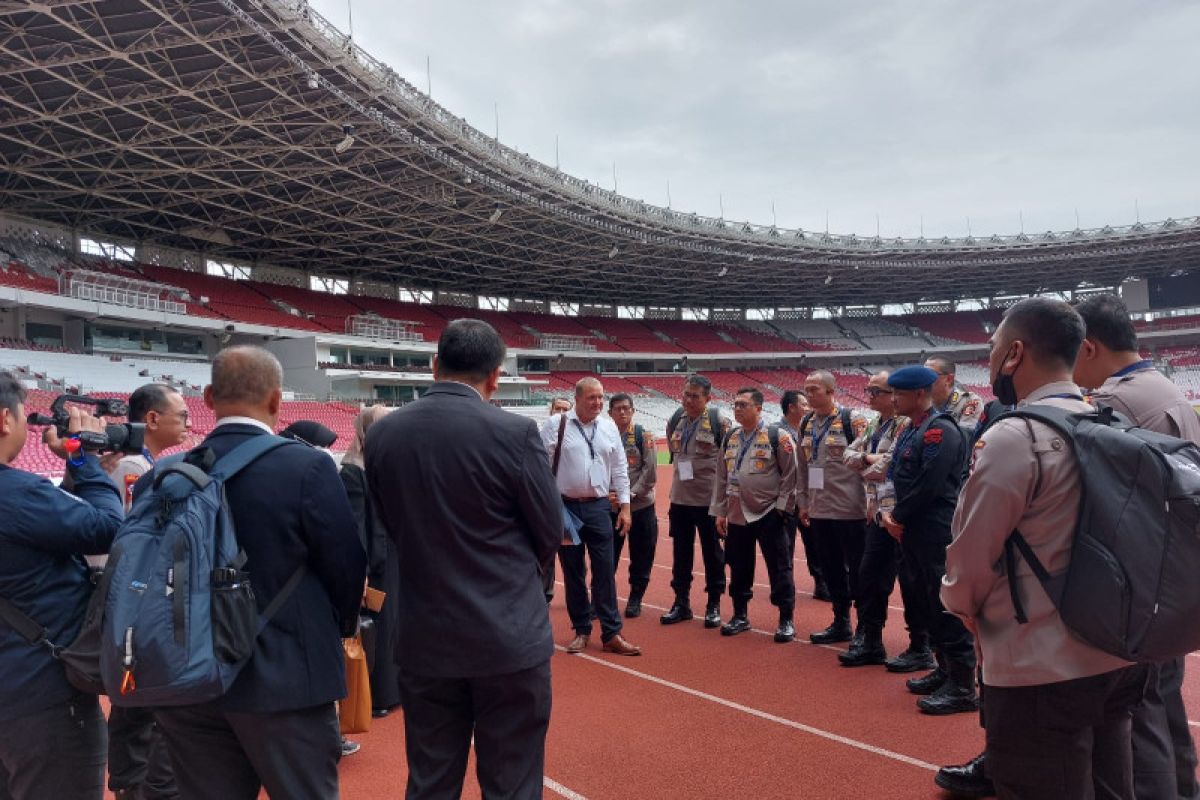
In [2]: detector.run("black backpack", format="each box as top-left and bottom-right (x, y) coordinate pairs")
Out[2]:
(999, 405), (1200, 662)
(666, 406), (723, 464)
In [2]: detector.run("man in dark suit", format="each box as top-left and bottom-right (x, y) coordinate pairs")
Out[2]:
(151, 346), (366, 800)
(366, 319), (561, 800)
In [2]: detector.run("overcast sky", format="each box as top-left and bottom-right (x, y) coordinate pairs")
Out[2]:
(309, 0), (1200, 239)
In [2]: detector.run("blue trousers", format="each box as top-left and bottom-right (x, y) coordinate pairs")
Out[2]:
(559, 498), (623, 642)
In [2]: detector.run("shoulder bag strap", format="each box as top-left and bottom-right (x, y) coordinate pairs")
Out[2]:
(552, 414), (567, 477)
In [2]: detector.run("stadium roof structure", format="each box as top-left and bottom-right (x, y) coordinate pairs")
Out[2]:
(2, 0), (1200, 309)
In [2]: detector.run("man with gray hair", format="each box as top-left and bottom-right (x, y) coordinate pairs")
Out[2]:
(153, 346), (366, 800)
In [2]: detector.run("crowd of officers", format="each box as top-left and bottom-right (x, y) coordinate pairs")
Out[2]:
(550, 292), (1198, 800)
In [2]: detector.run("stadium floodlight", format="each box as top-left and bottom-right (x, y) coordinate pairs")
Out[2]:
(334, 124), (355, 154)
(488, 207), (503, 224)
(608, 245), (619, 259)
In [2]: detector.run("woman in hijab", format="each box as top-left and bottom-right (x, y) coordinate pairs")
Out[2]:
(339, 405), (401, 716)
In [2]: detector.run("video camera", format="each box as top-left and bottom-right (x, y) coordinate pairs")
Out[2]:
(26, 394), (145, 455)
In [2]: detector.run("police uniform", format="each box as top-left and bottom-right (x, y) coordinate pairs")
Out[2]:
(779, 419), (825, 595)
(940, 387), (984, 438)
(796, 405), (870, 643)
(710, 421), (798, 639)
(886, 366), (977, 716)
(942, 381), (1148, 797)
(1091, 361), (1200, 800)
(841, 412), (932, 669)
(612, 424), (658, 617)
(663, 407), (732, 626)
(104, 450), (178, 800)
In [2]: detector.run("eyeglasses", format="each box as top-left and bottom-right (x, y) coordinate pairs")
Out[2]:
(732, 400), (758, 409)
(865, 388), (893, 397)
(157, 410), (190, 422)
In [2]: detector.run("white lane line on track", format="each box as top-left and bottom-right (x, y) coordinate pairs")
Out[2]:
(543, 776), (589, 799)
(556, 645), (939, 773)
(1190, 720), (1200, 729)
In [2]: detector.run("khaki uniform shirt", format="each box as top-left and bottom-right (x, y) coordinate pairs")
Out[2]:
(844, 415), (910, 521)
(710, 423), (798, 525)
(941, 388), (984, 438)
(942, 381), (1131, 687)
(620, 424), (658, 512)
(668, 408), (732, 507)
(1090, 364), (1200, 446)
(796, 407), (870, 521)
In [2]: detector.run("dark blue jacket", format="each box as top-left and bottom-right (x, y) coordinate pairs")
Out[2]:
(365, 382), (562, 678)
(890, 412), (966, 543)
(138, 424), (366, 713)
(0, 457), (122, 721)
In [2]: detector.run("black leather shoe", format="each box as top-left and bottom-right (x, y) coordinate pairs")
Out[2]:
(917, 685), (980, 715)
(885, 646), (936, 673)
(809, 616), (853, 644)
(660, 602), (693, 625)
(906, 667), (946, 695)
(624, 596), (643, 618)
(703, 602), (722, 629)
(720, 615), (750, 636)
(371, 707), (391, 719)
(934, 752), (995, 798)
(774, 618), (796, 643)
(812, 579), (832, 602)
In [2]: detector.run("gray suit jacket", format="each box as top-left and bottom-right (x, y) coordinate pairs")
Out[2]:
(365, 382), (561, 677)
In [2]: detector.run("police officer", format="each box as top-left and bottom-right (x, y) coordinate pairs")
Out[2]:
(841, 371), (931, 670)
(607, 393), (658, 618)
(779, 390), (827, 601)
(881, 366), (977, 715)
(661, 375), (731, 628)
(102, 384), (191, 800)
(711, 388), (798, 642)
(925, 357), (983, 438)
(796, 370), (871, 644)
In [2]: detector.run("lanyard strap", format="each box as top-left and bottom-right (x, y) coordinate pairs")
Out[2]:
(869, 417), (895, 454)
(572, 419), (598, 460)
(809, 410), (837, 464)
(733, 423), (763, 474)
(1111, 360), (1154, 379)
(679, 414), (702, 453)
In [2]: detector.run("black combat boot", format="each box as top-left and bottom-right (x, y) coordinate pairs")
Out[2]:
(934, 752), (995, 798)
(838, 624), (887, 667)
(774, 608), (795, 643)
(906, 651), (947, 695)
(721, 602), (750, 636)
(660, 596), (693, 625)
(885, 632), (936, 673)
(812, 577), (832, 602)
(703, 594), (722, 629)
(809, 612), (853, 644)
(917, 659), (979, 715)
(624, 587), (645, 618)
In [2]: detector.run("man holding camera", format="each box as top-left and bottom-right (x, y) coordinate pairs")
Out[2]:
(0, 370), (125, 799)
(104, 384), (190, 800)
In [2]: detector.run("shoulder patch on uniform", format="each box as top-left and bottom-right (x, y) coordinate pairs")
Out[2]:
(851, 416), (868, 437)
(963, 399), (980, 417)
(780, 435), (795, 453)
(924, 428), (943, 444)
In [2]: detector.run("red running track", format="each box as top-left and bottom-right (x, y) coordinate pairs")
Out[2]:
(114, 465), (1200, 798)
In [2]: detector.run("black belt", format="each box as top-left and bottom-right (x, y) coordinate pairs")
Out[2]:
(562, 495), (605, 504)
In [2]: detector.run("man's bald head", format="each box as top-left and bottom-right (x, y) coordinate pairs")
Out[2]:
(575, 376), (602, 397)
(206, 347), (284, 428)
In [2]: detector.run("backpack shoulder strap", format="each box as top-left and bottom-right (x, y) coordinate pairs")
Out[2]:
(257, 564), (308, 635)
(767, 423), (780, 458)
(0, 595), (48, 646)
(633, 424), (646, 467)
(666, 407), (683, 439)
(551, 414), (567, 476)
(210, 435), (299, 482)
(799, 411), (814, 438)
(840, 407), (854, 436)
(708, 407), (723, 435)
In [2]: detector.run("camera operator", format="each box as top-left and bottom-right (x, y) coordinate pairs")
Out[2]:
(0, 370), (124, 799)
(104, 384), (189, 800)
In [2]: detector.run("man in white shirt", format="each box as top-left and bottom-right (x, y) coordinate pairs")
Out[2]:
(542, 378), (641, 656)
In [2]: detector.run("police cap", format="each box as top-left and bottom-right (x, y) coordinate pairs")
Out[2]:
(280, 420), (338, 448)
(887, 365), (939, 390)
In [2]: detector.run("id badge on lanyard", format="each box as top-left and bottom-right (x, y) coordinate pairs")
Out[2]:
(588, 458), (607, 489)
(808, 467), (825, 490)
(677, 459), (694, 481)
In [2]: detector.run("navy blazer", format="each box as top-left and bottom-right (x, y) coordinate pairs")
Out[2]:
(365, 382), (561, 678)
(150, 424), (366, 713)
(0, 457), (123, 721)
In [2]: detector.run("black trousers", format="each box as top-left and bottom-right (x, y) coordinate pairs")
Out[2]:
(108, 705), (177, 797)
(559, 497), (623, 641)
(156, 701), (341, 800)
(782, 511), (822, 580)
(893, 531), (930, 645)
(900, 535), (974, 666)
(613, 504), (658, 594)
(668, 503), (727, 600)
(368, 542), (403, 711)
(541, 558), (556, 603)
(1131, 656), (1200, 800)
(857, 522), (898, 630)
(399, 661), (551, 800)
(0, 696), (106, 800)
(726, 510), (795, 611)
(984, 664), (1151, 800)
(810, 517), (867, 617)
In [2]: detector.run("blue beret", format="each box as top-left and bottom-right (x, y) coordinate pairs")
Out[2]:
(887, 365), (939, 390)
